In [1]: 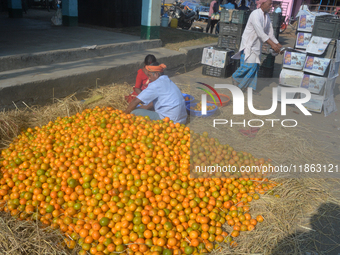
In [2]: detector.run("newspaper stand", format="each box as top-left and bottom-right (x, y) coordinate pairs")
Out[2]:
(278, 14), (339, 116)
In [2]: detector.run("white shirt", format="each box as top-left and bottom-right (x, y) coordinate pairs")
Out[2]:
(238, 8), (279, 63)
(299, 4), (309, 11)
(137, 75), (187, 124)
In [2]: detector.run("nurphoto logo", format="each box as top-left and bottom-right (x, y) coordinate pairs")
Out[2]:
(198, 84), (313, 128)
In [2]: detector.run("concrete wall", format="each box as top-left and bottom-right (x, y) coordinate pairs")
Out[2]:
(78, 0), (142, 28)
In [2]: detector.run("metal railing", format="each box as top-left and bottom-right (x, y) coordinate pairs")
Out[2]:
(307, 4), (339, 14)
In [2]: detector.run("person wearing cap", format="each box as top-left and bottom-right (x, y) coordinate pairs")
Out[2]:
(232, 0), (282, 94)
(124, 62), (187, 124)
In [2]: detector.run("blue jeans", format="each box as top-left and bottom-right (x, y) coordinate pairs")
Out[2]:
(131, 109), (161, 121)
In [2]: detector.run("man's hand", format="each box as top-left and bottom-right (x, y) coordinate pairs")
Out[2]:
(271, 44), (281, 53)
(277, 43), (283, 49)
(134, 88), (142, 95)
(124, 97), (142, 114)
(266, 39), (281, 54)
(139, 102), (153, 110)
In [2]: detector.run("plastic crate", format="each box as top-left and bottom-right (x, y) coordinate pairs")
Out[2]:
(217, 35), (241, 51)
(220, 9), (250, 24)
(258, 66), (274, 78)
(269, 12), (282, 28)
(312, 16), (340, 40)
(219, 22), (245, 37)
(202, 63), (235, 78)
(260, 54), (275, 68)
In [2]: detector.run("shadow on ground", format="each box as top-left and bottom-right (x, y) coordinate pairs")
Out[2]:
(271, 202), (340, 255)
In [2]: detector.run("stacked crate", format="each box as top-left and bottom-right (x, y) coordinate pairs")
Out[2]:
(217, 9), (250, 70)
(201, 47), (235, 78)
(259, 12), (282, 78)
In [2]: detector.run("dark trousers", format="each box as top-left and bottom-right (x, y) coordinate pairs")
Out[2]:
(206, 17), (218, 34)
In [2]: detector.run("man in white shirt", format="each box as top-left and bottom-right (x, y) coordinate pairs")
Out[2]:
(232, 0), (282, 94)
(124, 62), (188, 124)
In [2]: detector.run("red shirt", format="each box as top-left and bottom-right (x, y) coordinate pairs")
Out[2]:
(135, 69), (149, 90)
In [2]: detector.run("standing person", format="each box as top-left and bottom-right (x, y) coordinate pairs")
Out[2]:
(299, 0), (309, 11)
(125, 54), (157, 103)
(124, 62), (187, 124)
(273, 1), (282, 13)
(21, 0), (28, 13)
(232, 0), (282, 94)
(232, 0), (238, 9)
(238, 0), (250, 10)
(220, 0), (235, 9)
(206, 0), (219, 34)
(249, 0), (256, 10)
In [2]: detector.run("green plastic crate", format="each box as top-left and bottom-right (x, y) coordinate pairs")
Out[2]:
(258, 66), (274, 78)
(219, 22), (245, 37)
(217, 35), (241, 51)
(220, 9), (250, 24)
(312, 16), (340, 40)
(260, 54), (275, 68)
(269, 13), (282, 28)
(202, 63), (235, 78)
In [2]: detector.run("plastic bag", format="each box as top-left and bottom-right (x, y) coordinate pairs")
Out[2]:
(211, 12), (220, 20)
(51, 9), (62, 26)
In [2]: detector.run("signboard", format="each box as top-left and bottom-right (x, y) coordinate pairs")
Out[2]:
(303, 56), (330, 76)
(306, 36), (332, 55)
(201, 48), (231, 68)
(282, 51), (307, 70)
(297, 15), (315, 32)
(300, 74), (326, 94)
(279, 69), (304, 87)
(296, 32), (311, 49)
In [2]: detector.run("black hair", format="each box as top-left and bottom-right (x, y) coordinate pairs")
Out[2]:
(144, 54), (157, 66)
(241, 0), (246, 5)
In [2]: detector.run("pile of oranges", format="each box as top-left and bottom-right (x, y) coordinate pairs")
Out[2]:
(0, 107), (277, 255)
(190, 102), (216, 112)
(184, 97), (191, 102)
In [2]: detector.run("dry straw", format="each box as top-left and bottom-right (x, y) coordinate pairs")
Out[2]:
(0, 211), (79, 255)
(0, 82), (339, 254)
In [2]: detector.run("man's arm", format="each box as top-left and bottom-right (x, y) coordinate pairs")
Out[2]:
(134, 88), (142, 95)
(138, 102), (154, 110)
(124, 97), (142, 114)
(251, 13), (281, 53)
